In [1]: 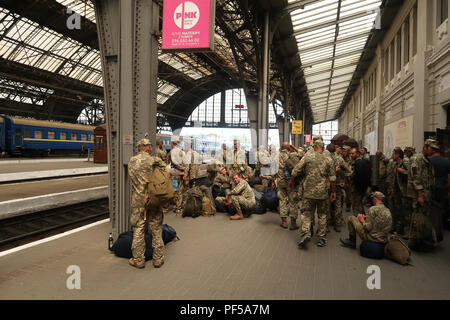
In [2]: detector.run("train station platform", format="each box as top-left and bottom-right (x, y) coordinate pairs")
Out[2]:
(0, 161), (105, 174)
(0, 175), (108, 219)
(1, 211), (449, 300)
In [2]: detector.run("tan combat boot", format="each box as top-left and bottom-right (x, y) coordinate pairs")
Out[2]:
(289, 217), (299, 230)
(230, 210), (244, 220)
(281, 217), (288, 229)
(129, 258), (145, 269)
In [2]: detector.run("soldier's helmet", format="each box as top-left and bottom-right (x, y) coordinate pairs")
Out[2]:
(370, 191), (385, 201)
(424, 139), (440, 150)
(137, 138), (151, 147)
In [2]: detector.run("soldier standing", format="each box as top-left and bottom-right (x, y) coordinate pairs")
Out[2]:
(391, 147), (410, 234)
(341, 145), (353, 211)
(327, 144), (349, 232)
(227, 139), (248, 183)
(276, 142), (299, 230)
(291, 140), (336, 248)
(128, 138), (167, 269)
(168, 138), (186, 215)
(349, 147), (372, 216)
(155, 138), (168, 163)
(183, 140), (201, 188)
(407, 139), (437, 251)
(340, 191), (392, 248)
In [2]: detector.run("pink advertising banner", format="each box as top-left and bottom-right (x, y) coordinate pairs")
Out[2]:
(305, 135), (311, 143)
(162, 0), (216, 51)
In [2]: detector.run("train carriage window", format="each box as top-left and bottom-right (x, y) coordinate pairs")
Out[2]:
(35, 130), (42, 139)
(81, 134), (87, 141)
(60, 132), (67, 140)
(48, 131), (55, 139)
(24, 129), (31, 138)
(71, 133), (78, 141)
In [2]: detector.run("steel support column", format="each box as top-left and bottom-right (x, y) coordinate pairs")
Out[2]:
(94, 0), (159, 237)
(258, 11), (270, 148)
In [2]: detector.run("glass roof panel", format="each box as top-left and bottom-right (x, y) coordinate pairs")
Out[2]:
(289, 0), (381, 122)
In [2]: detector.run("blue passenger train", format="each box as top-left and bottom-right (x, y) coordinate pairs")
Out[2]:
(0, 116), (95, 156)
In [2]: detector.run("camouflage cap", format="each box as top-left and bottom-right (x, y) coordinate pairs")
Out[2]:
(342, 145), (351, 150)
(137, 138), (151, 147)
(171, 137), (181, 144)
(370, 191), (385, 201)
(404, 146), (415, 153)
(313, 139), (324, 148)
(312, 134), (323, 142)
(424, 139), (440, 150)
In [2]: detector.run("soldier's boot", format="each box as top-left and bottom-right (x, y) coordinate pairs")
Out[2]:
(230, 210), (244, 220)
(298, 234), (311, 249)
(129, 258), (145, 269)
(340, 236), (356, 249)
(153, 260), (164, 268)
(289, 217), (299, 230)
(280, 217), (288, 229)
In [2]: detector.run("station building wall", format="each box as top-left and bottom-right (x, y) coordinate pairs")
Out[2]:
(338, 0), (450, 156)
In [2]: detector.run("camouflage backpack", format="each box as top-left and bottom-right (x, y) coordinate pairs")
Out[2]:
(146, 166), (174, 208)
(182, 187), (204, 218)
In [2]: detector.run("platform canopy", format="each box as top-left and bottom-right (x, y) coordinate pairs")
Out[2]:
(288, 0), (382, 123)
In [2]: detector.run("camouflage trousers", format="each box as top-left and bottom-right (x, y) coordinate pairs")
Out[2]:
(409, 200), (434, 242)
(392, 193), (412, 234)
(328, 187), (344, 227)
(216, 195), (255, 214)
(277, 186), (299, 219)
(300, 198), (328, 240)
(130, 206), (164, 266)
(175, 177), (189, 211)
(347, 216), (375, 242)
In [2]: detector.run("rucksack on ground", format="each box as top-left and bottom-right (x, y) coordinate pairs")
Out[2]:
(202, 195), (216, 216)
(111, 224), (179, 261)
(182, 187), (204, 218)
(146, 166), (174, 208)
(252, 189), (267, 214)
(359, 241), (385, 259)
(261, 185), (279, 211)
(384, 236), (411, 265)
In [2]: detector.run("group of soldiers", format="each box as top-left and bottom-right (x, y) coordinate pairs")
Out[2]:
(126, 133), (444, 268)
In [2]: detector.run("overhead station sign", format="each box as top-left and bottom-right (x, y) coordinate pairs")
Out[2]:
(162, 0), (216, 52)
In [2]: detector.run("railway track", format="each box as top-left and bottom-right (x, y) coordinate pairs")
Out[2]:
(0, 198), (109, 251)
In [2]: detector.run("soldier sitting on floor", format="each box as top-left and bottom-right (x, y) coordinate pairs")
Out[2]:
(340, 191), (392, 249)
(215, 173), (256, 220)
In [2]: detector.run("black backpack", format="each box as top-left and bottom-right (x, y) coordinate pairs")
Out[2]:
(252, 189), (267, 214)
(111, 224), (179, 261)
(261, 185), (279, 211)
(182, 187), (204, 218)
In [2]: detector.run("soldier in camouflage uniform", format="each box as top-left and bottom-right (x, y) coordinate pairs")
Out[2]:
(277, 142), (299, 230)
(291, 140), (336, 248)
(227, 139), (249, 184)
(128, 138), (167, 269)
(407, 139), (437, 251)
(168, 138), (186, 214)
(327, 144), (349, 232)
(155, 138), (168, 164)
(341, 145), (353, 211)
(390, 147), (410, 234)
(155, 138), (169, 214)
(216, 173), (256, 220)
(213, 167), (231, 190)
(183, 140), (201, 184)
(340, 191), (392, 248)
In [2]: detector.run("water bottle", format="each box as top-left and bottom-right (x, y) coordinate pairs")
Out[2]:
(108, 233), (114, 251)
